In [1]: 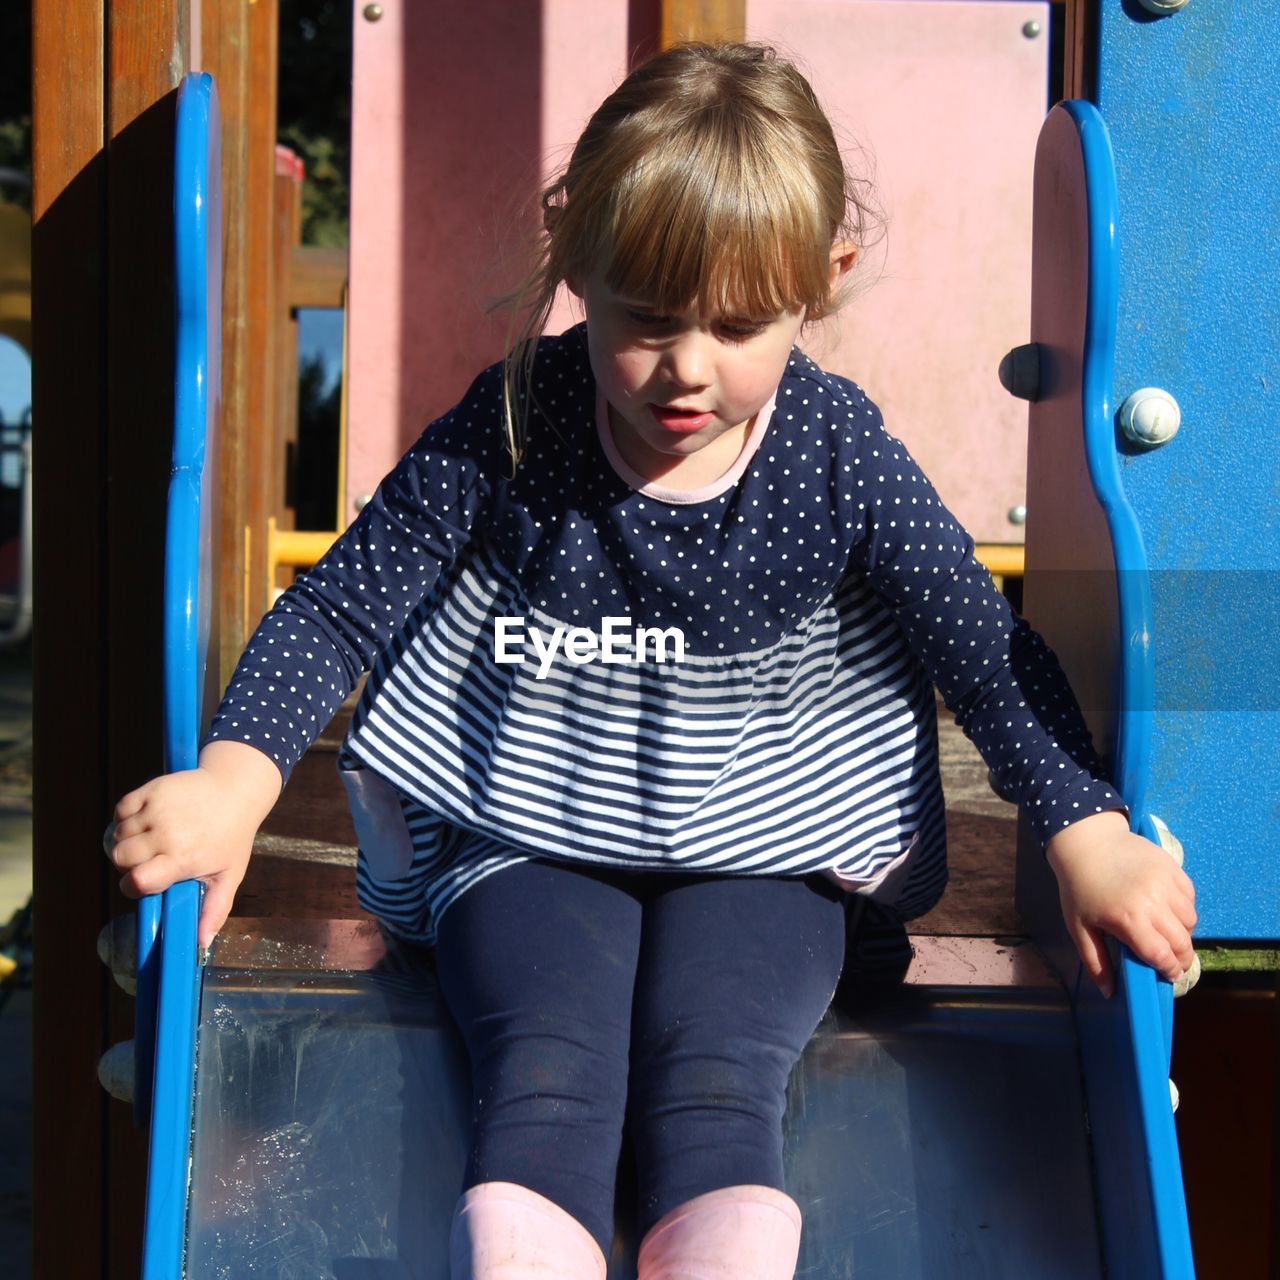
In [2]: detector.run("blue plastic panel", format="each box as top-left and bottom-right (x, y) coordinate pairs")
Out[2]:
(1098, 0), (1280, 940)
(1062, 97), (1191, 1280)
(1017, 99), (1194, 1279)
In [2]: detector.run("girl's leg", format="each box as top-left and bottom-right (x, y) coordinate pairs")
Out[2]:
(434, 858), (643, 1268)
(627, 873), (845, 1271)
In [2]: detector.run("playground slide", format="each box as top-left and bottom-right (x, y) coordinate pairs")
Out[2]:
(116, 77), (1192, 1279)
(181, 923), (1103, 1278)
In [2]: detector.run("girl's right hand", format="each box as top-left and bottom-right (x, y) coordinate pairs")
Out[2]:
(104, 740), (283, 951)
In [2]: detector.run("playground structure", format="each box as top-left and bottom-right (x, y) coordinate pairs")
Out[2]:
(30, 2), (1278, 1277)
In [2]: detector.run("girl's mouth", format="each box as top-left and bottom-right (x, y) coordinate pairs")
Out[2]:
(650, 405), (713, 433)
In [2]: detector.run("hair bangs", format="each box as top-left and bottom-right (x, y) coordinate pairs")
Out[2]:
(601, 116), (833, 321)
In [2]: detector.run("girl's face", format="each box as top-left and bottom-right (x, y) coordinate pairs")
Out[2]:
(578, 271), (808, 476)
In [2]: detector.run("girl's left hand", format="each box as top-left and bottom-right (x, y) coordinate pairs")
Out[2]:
(1044, 809), (1197, 999)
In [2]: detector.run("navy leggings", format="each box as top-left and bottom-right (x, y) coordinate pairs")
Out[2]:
(433, 858), (846, 1255)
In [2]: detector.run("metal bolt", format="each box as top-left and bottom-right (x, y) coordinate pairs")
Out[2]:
(363, 4), (384, 21)
(1022, 20), (1042, 39)
(1138, 0), (1190, 13)
(1119, 387), (1182, 447)
(355, 493), (373, 513)
(1150, 814), (1184, 867)
(1007, 505), (1027, 527)
(1173, 954), (1201, 999)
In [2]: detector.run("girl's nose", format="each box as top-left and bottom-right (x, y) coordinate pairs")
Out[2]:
(662, 333), (712, 390)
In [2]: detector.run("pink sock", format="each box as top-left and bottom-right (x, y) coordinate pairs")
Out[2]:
(637, 1184), (803, 1278)
(449, 1181), (607, 1279)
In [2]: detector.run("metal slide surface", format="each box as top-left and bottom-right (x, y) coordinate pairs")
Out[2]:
(184, 923), (1102, 1279)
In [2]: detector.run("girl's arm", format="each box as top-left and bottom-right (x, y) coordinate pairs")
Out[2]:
(202, 361), (508, 787)
(104, 362), (510, 947)
(843, 404), (1196, 995)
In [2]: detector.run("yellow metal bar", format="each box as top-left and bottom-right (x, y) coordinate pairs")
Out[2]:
(269, 521), (340, 570)
(974, 544), (1024, 579)
(263, 538), (1023, 606)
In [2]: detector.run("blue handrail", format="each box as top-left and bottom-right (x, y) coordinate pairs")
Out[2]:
(136, 70), (222, 1280)
(1065, 98), (1194, 1279)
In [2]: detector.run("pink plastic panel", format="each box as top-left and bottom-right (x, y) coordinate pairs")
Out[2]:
(347, 1), (629, 516)
(348, 2), (1045, 542)
(747, 0), (1048, 542)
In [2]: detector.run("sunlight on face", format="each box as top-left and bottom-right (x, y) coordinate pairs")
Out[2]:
(581, 273), (807, 483)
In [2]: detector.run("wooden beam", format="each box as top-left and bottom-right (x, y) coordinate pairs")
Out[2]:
(30, 3), (112, 1273)
(33, 1), (199, 1276)
(660, 0), (745, 48)
(1064, 0), (1098, 102)
(103, 7), (195, 1274)
(290, 245), (348, 310)
(201, 0), (252, 692)
(243, 0), (280, 637)
(273, 147), (302, 541)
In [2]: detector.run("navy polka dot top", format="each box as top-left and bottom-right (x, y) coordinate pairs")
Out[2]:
(204, 324), (1126, 943)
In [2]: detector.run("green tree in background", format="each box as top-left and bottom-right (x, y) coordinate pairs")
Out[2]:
(0, 2), (350, 526)
(279, 0), (353, 247)
(0, 4), (351, 236)
(280, 3), (352, 527)
(0, 3), (32, 211)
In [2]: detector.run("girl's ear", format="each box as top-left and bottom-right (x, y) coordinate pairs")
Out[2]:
(828, 241), (858, 287)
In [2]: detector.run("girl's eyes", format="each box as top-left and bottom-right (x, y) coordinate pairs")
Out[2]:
(626, 310), (673, 328)
(719, 320), (767, 340)
(624, 310), (768, 340)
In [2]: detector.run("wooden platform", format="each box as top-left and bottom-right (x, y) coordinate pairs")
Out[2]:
(238, 689), (1024, 936)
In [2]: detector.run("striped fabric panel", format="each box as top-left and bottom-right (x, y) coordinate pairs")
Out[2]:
(345, 546), (950, 944)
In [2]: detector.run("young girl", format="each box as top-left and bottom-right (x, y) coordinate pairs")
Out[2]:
(106, 42), (1197, 1279)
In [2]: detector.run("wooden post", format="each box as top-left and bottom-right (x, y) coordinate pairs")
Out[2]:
(31, 6), (110, 1274)
(243, 0), (280, 636)
(199, 0), (280, 671)
(104, 6), (198, 1275)
(1064, 0), (1098, 102)
(659, 0), (745, 47)
(273, 146), (303, 559)
(31, 1), (196, 1275)
(289, 246), (348, 311)
(200, 0), (252, 689)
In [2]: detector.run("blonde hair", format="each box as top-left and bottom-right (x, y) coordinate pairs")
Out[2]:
(497, 41), (878, 475)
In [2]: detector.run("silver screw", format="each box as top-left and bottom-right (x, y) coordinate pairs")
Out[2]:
(355, 493), (373, 513)
(1022, 20), (1042, 38)
(1007, 505), (1028, 526)
(363, 4), (384, 21)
